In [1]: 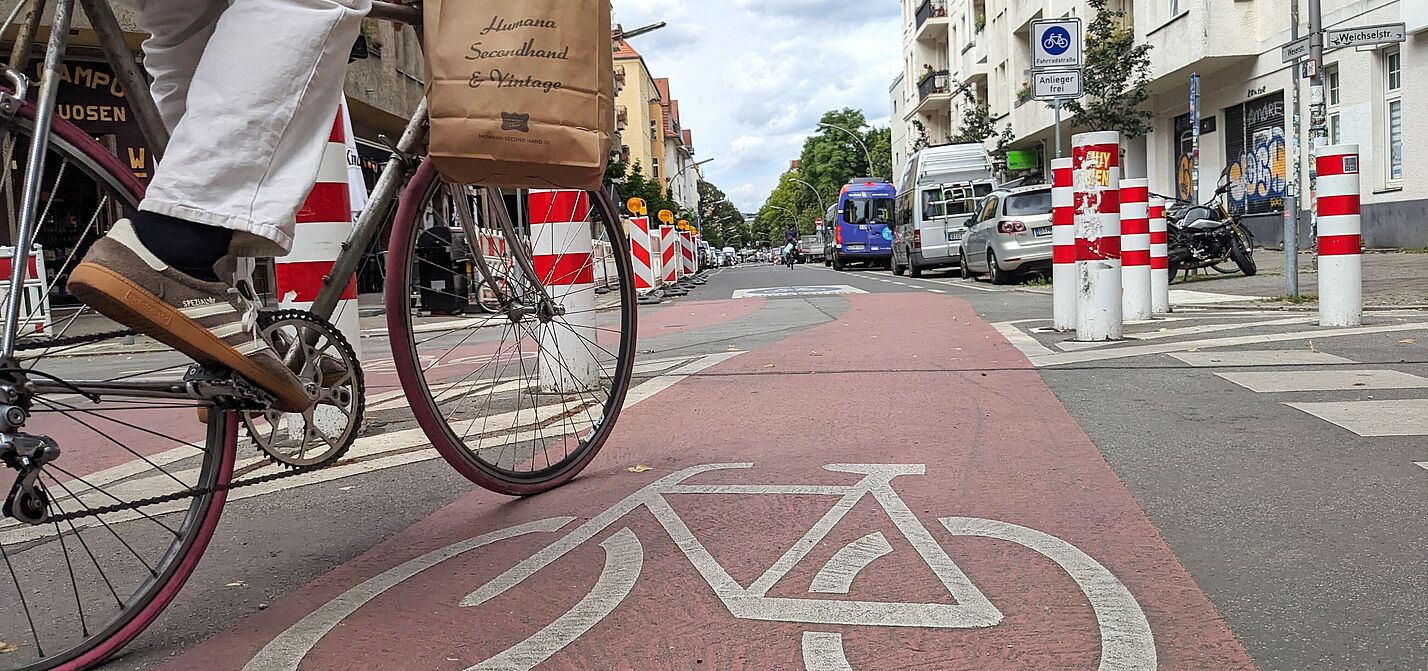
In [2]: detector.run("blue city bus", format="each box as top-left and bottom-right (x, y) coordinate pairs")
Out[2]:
(827, 178), (897, 271)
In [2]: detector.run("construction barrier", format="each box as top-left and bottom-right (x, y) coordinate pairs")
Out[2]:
(661, 225), (680, 284)
(1149, 197), (1170, 315)
(628, 215), (657, 291)
(0, 244), (51, 336)
(277, 104), (360, 354)
(593, 240), (617, 292)
(1316, 144), (1362, 327)
(1072, 131), (1123, 342)
(1050, 158), (1076, 331)
(1119, 178), (1151, 321)
(680, 230), (696, 276)
(529, 189), (598, 391)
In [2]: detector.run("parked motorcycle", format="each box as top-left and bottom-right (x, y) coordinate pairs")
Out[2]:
(1153, 169), (1257, 281)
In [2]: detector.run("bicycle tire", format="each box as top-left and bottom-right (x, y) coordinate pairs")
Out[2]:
(384, 160), (637, 496)
(0, 101), (238, 671)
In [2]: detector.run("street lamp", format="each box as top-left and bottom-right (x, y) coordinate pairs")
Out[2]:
(817, 122), (876, 178)
(670, 157), (715, 220)
(790, 177), (826, 214)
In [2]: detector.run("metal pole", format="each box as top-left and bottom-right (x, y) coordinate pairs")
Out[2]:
(1190, 73), (1201, 202)
(1307, 0), (1327, 254)
(1285, 0), (1302, 296)
(818, 123), (876, 178)
(1054, 99), (1063, 159)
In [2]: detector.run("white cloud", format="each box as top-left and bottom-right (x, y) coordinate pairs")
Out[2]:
(614, 0), (900, 210)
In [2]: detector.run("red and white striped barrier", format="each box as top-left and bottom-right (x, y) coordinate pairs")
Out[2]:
(1050, 157), (1076, 331)
(0, 244), (51, 336)
(593, 240), (617, 291)
(681, 230), (696, 276)
(628, 216), (657, 292)
(529, 189), (598, 391)
(1149, 197), (1170, 315)
(277, 105), (359, 352)
(1072, 131), (1122, 341)
(1119, 178), (1151, 321)
(1316, 144), (1362, 327)
(661, 225), (680, 284)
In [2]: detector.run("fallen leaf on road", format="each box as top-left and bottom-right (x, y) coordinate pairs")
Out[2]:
(225, 581), (246, 588)
(1308, 341), (1320, 353)
(1187, 348), (1199, 352)
(1398, 339), (1416, 345)
(810, 351), (823, 357)
(627, 465), (652, 473)
(0, 642), (19, 654)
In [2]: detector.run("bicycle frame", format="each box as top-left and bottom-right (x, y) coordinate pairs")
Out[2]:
(0, 0), (424, 400)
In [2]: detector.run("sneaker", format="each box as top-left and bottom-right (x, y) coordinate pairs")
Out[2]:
(67, 220), (311, 413)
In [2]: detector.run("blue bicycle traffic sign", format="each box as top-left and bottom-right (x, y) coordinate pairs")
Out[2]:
(1042, 27), (1071, 55)
(1031, 18), (1082, 69)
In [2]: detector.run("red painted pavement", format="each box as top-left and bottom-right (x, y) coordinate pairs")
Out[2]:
(639, 297), (766, 337)
(159, 293), (1254, 670)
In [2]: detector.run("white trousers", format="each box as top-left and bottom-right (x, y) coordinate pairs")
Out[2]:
(118, 0), (370, 257)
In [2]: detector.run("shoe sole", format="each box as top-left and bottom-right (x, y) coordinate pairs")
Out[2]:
(68, 262), (311, 413)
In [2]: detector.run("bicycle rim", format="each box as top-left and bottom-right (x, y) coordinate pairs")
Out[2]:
(385, 161), (637, 496)
(0, 104), (237, 671)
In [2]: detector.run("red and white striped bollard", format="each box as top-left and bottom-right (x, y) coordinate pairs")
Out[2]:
(1050, 157), (1076, 331)
(528, 189), (598, 391)
(1119, 178), (1151, 321)
(1149, 197), (1170, 315)
(660, 225), (680, 284)
(1316, 144), (1362, 327)
(628, 216), (657, 293)
(1072, 131), (1122, 341)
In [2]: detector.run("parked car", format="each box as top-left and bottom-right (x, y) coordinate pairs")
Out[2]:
(958, 185), (1054, 285)
(798, 235), (825, 264)
(892, 144), (995, 277)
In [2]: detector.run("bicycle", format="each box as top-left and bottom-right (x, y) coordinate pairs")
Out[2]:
(0, 1), (637, 669)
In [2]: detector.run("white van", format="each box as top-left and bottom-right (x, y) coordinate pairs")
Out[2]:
(892, 144), (996, 277)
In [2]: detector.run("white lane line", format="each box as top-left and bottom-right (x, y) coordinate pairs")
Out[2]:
(1217, 369), (1428, 393)
(992, 321), (1056, 358)
(1030, 322), (1428, 367)
(928, 289), (947, 294)
(1169, 350), (1355, 367)
(1056, 316), (1320, 351)
(1168, 289), (1261, 305)
(1416, 462), (1427, 472)
(1286, 399), (1428, 437)
(922, 278), (1003, 293)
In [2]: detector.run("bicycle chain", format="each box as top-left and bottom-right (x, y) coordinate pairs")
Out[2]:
(43, 461), (330, 524)
(15, 328), (136, 352)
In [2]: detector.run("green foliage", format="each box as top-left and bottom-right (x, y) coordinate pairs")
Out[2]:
(1064, 0), (1153, 138)
(949, 90), (1014, 156)
(911, 120), (931, 153)
(696, 179), (748, 248)
(607, 160), (681, 219)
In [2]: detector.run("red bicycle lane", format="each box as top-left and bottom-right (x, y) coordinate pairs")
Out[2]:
(161, 293), (1255, 670)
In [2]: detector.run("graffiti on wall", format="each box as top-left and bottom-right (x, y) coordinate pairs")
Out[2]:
(1223, 93), (1286, 215)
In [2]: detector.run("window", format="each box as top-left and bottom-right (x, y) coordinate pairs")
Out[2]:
(1385, 48), (1402, 182)
(1004, 189), (1053, 216)
(843, 196), (895, 224)
(1326, 64), (1341, 145)
(974, 195), (999, 223)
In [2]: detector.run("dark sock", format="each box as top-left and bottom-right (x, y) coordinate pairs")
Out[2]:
(132, 211), (232, 282)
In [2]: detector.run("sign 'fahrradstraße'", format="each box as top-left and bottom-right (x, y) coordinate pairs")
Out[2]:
(1031, 18), (1082, 70)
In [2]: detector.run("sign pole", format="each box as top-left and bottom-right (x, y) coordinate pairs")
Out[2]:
(1190, 72), (1200, 202)
(1054, 98), (1063, 159)
(1285, 0), (1302, 297)
(1308, 0), (1327, 255)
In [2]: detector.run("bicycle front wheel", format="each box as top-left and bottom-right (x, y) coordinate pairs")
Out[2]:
(384, 161), (637, 496)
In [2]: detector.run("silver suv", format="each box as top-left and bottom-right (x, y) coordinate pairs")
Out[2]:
(958, 185), (1054, 285)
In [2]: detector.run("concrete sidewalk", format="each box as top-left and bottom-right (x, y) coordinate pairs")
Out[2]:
(1169, 248), (1428, 308)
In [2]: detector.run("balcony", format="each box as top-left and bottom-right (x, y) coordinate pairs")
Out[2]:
(914, 0), (948, 42)
(912, 70), (953, 116)
(617, 106), (628, 132)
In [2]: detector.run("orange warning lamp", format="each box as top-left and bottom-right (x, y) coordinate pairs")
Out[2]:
(626, 197), (647, 216)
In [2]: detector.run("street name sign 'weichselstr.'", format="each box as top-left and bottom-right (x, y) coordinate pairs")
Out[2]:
(1325, 23), (1406, 50)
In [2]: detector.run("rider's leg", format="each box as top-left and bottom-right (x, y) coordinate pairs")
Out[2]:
(67, 0), (369, 412)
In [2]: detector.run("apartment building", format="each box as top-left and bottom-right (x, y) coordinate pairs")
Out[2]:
(893, 0), (1428, 247)
(614, 42), (701, 212)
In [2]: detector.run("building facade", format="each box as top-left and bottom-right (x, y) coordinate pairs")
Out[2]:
(893, 0), (1428, 247)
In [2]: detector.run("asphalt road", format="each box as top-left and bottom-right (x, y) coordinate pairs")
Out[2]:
(8, 260), (1427, 670)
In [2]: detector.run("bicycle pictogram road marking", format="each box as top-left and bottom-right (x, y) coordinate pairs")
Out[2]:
(244, 463), (1156, 671)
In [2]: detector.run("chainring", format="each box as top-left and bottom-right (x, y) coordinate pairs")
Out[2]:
(241, 310), (365, 470)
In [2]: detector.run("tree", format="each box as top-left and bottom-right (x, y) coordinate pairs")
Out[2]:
(864, 126), (893, 182)
(1064, 0), (1153, 138)
(910, 120), (931, 153)
(695, 178), (747, 248)
(949, 90), (1016, 157)
(608, 160), (679, 218)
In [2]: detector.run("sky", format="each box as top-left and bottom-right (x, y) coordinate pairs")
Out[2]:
(612, 0), (902, 212)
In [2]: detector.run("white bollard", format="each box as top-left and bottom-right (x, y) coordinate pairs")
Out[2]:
(1316, 144), (1362, 327)
(1073, 131), (1123, 341)
(1149, 197), (1170, 315)
(1119, 179), (1152, 321)
(1050, 158), (1076, 331)
(528, 189), (598, 392)
(277, 106), (360, 353)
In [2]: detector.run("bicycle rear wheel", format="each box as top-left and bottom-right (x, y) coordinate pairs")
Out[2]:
(0, 102), (239, 671)
(385, 161), (637, 496)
